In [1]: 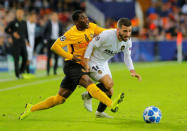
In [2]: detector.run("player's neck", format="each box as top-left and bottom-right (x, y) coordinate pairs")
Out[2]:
(17, 18), (22, 21)
(76, 25), (85, 31)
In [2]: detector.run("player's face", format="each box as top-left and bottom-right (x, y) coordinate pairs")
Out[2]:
(16, 9), (24, 20)
(30, 14), (37, 23)
(51, 13), (58, 22)
(117, 25), (132, 42)
(77, 13), (89, 29)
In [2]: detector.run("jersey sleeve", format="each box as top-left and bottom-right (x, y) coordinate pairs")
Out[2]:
(123, 40), (134, 70)
(51, 32), (73, 60)
(89, 23), (106, 35)
(84, 41), (94, 59)
(94, 31), (108, 48)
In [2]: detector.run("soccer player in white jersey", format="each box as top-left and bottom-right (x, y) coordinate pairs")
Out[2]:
(82, 18), (142, 118)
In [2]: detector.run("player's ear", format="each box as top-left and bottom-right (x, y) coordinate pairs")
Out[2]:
(117, 28), (120, 33)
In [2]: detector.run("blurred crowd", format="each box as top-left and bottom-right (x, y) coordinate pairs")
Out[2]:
(92, 0), (133, 2)
(141, 0), (187, 41)
(0, 0), (187, 58)
(105, 0), (187, 41)
(0, 0), (86, 56)
(0, 0), (86, 78)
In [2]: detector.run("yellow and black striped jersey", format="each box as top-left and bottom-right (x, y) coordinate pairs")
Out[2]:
(51, 22), (106, 63)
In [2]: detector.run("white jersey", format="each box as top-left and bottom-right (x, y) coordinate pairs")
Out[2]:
(84, 29), (134, 71)
(26, 21), (36, 60)
(27, 21), (36, 48)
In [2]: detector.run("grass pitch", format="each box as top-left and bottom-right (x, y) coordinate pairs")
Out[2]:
(0, 62), (187, 131)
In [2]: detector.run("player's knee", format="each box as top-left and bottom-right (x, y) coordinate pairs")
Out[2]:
(108, 88), (113, 96)
(80, 75), (93, 87)
(82, 75), (92, 83)
(105, 81), (114, 90)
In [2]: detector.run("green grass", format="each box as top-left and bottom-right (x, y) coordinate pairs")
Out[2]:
(0, 62), (187, 131)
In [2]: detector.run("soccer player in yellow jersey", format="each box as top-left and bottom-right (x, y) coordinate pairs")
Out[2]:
(19, 10), (124, 120)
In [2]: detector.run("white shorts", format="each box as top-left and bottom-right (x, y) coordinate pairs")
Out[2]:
(89, 60), (112, 81)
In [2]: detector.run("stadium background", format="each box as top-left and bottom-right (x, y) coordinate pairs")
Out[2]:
(0, 0), (187, 72)
(0, 0), (187, 131)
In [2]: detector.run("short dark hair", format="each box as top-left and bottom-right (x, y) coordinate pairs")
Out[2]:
(28, 11), (36, 16)
(117, 18), (131, 28)
(72, 10), (84, 22)
(16, 7), (24, 10)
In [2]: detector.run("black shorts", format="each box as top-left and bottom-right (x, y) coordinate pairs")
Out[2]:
(60, 60), (87, 91)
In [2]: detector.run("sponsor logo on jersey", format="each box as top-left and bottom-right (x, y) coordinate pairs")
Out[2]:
(15, 23), (19, 27)
(77, 42), (88, 48)
(104, 49), (118, 56)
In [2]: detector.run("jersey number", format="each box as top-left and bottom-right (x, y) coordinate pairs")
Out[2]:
(92, 65), (99, 71)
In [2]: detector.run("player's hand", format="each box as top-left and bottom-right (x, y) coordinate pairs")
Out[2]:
(8, 37), (13, 44)
(82, 58), (90, 72)
(13, 32), (20, 39)
(85, 64), (90, 72)
(26, 41), (30, 47)
(26, 60), (30, 65)
(72, 55), (81, 62)
(130, 70), (142, 81)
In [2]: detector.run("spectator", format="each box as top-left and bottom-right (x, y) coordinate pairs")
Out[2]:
(5, 8), (28, 79)
(0, 33), (7, 56)
(43, 12), (64, 75)
(26, 11), (37, 74)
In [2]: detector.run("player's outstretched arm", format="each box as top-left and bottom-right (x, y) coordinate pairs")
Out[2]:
(83, 39), (97, 72)
(82, 58), (90, 72)
(51, 38), (73, 60)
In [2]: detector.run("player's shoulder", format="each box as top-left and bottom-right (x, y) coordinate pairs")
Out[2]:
(89, 22), (97, 28)
(102, 29), (116, 35)
(99, 29), (116, 39)
(63, 25), (76, 37)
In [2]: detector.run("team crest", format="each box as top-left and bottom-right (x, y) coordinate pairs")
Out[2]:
(60, 36), (66, 41)
(15, 23), (19, 27)
(121, 45), (125, 51)
(98, 70), (102, 74)
(95, 36), (100, 41)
